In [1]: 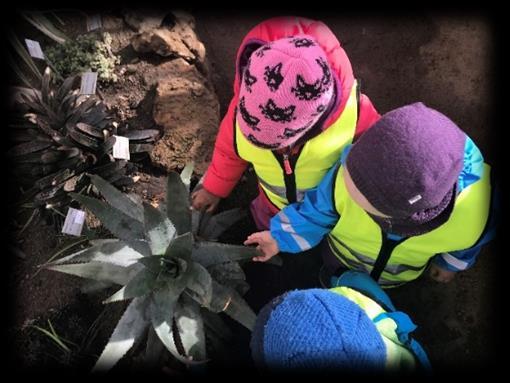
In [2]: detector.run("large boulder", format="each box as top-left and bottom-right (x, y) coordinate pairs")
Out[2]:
(151, 59), (219, 175)
(130, 11), (205, 67)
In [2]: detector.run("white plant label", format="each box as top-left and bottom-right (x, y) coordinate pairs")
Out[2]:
(62, 208), (86, 237)
(113, 135), (130, 160)
(25, 39), (44, 59)
(86, 14), (102, 31)
(80, 72), (98, 95)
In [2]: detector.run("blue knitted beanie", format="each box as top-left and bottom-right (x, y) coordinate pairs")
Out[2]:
(250, 289), (387, 371)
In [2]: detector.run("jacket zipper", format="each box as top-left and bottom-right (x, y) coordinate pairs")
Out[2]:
(370, 230), (408, 282)
(273, 148), (300, 204)
(283, 153), (293, 175)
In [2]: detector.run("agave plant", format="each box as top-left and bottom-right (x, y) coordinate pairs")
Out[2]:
(8, 67), (159, 210)
(44, 163), (278, 371)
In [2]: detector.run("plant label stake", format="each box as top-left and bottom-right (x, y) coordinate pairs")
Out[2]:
(86, 14), (103, 31)
(25, 39), (44, 59)
(80, 72), (98, 95)
(113, 135), (130, 160)
(62, 207), (86, 237)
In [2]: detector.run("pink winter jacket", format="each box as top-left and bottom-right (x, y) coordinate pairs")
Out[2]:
(203, 16), (380, 204)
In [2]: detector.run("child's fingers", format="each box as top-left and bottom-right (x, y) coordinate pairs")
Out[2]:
(244, 232), (261, 243)
(244, 236), (259, 246)
(252, 248), (271, 262)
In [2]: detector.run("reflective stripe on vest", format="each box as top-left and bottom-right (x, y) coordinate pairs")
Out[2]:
(328, 164), (491, 286)
(330, 286), (417, 370)
(235, 80), (359, 209)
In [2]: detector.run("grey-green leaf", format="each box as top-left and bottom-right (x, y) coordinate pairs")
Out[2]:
(192, 241), (265, 267)
(208, 262), (249, 295)
(47, 261), (143, 285)
(199, 208), (245, 240)
(174, 297), (207, 361)
(70, 193), (145, 242)
(180, 162), (194, 191)
(150, 283), (189, 364)
(210, 281), (256, 331)
(103, 268), (159, 303)
(143, 326), (166, 367)
(90, 174), (144, 222)
(92, 297), (149, 372)
(143, 202), (176, 256)
(201, 309), (233, 341)
(166, 171), (190, 235)
(50, 240), (144, 267)
(164, 232), (193, 262)
(185, 261), (213, 307)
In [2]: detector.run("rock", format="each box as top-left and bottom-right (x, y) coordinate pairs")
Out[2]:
(171, 10), (196, 28)
(171, 21), (206, 65)
(142, 58), (200, 88)
(151, 66), (219, 175)
(122, 9), (166, 32)
(125, 64), (138, 74)
(131, 28), (195, 60)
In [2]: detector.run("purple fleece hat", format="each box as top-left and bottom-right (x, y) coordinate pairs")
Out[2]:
(346, 102), (466, 219)
(238, 35), (336, 149)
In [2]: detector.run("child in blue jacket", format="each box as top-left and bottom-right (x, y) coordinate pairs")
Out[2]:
(245, 103), (498, 287)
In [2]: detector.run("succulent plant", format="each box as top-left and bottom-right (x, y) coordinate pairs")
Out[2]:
(45, 32), (120, 83)
(44, 163), (280, 371)
(8, 67), (159, 210)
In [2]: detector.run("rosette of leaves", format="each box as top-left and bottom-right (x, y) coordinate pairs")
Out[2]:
(8, 67), (159, 210)
(45, 33), (120, 83)
(44, 163), (279, 371)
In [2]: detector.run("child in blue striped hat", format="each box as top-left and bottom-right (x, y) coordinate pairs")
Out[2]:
(250, 270), (431, 373)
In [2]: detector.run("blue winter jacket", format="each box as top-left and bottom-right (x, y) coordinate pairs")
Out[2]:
(270, 136), (499, 272)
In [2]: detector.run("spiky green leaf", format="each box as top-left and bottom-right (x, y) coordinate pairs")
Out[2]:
(103, 267), (159, 303)
(50, 240), (144, 267)
(164, 232), (192, 262)
(200, 310), (233, 341)
(88, 176), (144, 224)
(180, 162), (194, 191)
(143, 202), (176, 255)
(166, 171), (190, 235)
(185, 261), (213, 307)
(192, 241), (278, 267)
(201, 281), (256, 331)
(92, 297), (149, 372)
(70, 193), (145, 244)
(174, 297), (207, 361)
(47, 261), (143, 285)
(150, 283), (186, 363)
(198, 208), (245, 240)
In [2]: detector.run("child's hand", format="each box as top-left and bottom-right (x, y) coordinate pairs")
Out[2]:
(429, 263), (456, 283)
(191, 188), (221, 213)
(244, 231), (279, 262)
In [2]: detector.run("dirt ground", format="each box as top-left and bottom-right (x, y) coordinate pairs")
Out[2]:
(7, 10), (500, 375)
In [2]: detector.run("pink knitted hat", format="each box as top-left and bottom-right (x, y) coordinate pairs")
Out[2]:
(238, 35), (335, 149)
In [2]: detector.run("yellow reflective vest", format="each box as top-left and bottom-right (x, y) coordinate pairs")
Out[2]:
(328, 165), (492, 287)
(235, 81), (359, 209)
(331, 286), (417, 370)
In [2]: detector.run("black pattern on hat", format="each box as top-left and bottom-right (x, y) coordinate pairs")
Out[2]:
(317, 57), (332, 87)
(259, 99), (296, 123)
(244, 68), (257, 93)
(247, 134), (280, 149)
(255, 45), (271, 58)
(264, 62), (284, 92)
(239, 97), (261, 131)
(290, 37), (316, 47)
